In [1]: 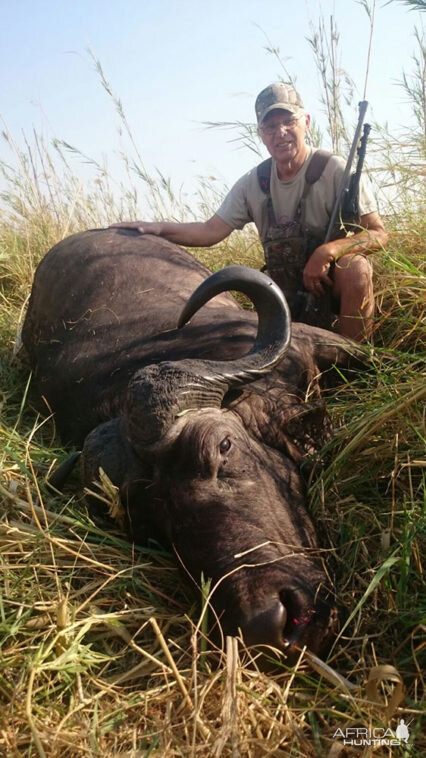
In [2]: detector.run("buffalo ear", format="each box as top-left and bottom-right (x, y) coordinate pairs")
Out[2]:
(80, 418), (149, 524)
(47, 451), (81, 492)
(228, 391), (332, 466)
(279, 399), (333, 465)
(120, 476), (170, 548)
(81, 418), (170, 548)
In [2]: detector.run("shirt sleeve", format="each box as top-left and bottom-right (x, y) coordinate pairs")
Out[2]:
(215, 172), (254, 230)
(358, 172), (378, 216)
(328, 155), (378, 217)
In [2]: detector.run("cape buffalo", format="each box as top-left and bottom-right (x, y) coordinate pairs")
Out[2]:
(22, 228), (360, 659)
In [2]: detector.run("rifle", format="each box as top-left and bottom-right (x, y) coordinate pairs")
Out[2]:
(300, 102), (371, 325)
(339, 122), (372, 229)
(325, 101), (370, 241)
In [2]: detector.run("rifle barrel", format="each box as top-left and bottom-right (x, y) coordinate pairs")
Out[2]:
(324, 101), (369, 244)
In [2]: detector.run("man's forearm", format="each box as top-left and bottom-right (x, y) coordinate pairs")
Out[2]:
(326, 227), (387, 261)
(321, 213), (388, 263)
(151, 221), (215, 246)
(110, 214), (232, 247)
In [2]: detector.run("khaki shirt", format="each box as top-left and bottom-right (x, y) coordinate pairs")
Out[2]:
(216, 146), (378, 244)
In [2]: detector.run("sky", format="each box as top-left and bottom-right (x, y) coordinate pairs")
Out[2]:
(1, 0), (424, 217)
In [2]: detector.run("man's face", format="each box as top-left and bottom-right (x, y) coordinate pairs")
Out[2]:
(259, 109), (310, 164)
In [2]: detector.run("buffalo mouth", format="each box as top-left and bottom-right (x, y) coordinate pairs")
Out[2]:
(239, 594), (338, 661)
(208, 576), (338, 662)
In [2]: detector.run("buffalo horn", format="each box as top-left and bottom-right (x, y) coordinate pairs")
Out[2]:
(178, 265), (291, 385)
(125, 265), (291, 451)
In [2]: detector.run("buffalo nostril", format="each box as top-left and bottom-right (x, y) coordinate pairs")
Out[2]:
(241, 600), (287, 649)
(282, 617), (311, 648)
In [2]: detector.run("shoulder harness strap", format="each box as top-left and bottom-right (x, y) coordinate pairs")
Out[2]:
(257, 158), (272, 194)
(305, 149), (332, 186)
(257, 150), (332, 196)
(298, 150), (332, 229)
(257, 158), (275, 227)
(256, 150), (332, 231)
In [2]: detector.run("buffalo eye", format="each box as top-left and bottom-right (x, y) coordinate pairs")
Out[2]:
(219, 437), (232, 454)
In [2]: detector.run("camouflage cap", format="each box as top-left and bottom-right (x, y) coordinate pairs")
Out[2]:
(255, 83), (304, 125)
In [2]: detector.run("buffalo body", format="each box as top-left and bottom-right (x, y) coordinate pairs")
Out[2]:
(23, 228), (359, 656)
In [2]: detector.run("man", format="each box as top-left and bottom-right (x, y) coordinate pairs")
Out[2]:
(112, 83), (388, 341)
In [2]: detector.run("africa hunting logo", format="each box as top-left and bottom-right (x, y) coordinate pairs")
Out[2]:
(333, 719), (411, 747)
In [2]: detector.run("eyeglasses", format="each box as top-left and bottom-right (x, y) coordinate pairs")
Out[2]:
(260, 116), (302, 136)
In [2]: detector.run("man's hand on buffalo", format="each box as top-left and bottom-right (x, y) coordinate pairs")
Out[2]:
(110, 220), (162, 235)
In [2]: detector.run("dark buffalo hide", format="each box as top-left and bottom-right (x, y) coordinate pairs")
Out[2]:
(22, 228), (361, 659)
